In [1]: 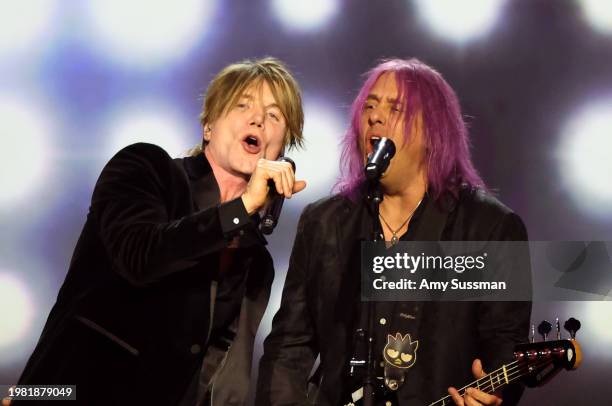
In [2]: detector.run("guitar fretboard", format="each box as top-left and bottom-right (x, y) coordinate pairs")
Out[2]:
(428, 362), (518, 406)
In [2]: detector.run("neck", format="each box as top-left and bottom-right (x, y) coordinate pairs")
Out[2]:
(379, 173), (427, 224)
(204, 148), (248, 203)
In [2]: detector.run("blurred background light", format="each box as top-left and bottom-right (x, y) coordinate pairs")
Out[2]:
(84, 0), (217, 69)
(0, 273), (35, 360)
(104, 102), (194, 159)
(290, 97), (344, 202)
(0, 96), (53, 208)
(270, 0), (340, 32)
(557, 98), (612, 219)
(579, 0), (612, 35)
(582, 301), (612, 358)
(412, 0), (506, 44)
(0, 0), (58, 59)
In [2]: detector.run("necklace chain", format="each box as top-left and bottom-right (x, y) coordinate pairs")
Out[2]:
(379, 198), (423, 245)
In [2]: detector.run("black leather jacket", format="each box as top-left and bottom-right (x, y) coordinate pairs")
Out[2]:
(256, 188), (531, 406)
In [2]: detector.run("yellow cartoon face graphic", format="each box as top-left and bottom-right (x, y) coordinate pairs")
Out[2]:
(383, 333), (419, 369)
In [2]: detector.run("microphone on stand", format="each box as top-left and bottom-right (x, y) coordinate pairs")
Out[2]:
(260, 157), (295, 235)
(364, 137), (396, 181)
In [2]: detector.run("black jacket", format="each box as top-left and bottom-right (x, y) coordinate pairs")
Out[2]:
(256, 188), (531, 406)
(17, 143), (274, 406)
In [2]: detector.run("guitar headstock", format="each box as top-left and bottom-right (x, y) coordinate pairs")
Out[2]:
(513, 317), (582, 388)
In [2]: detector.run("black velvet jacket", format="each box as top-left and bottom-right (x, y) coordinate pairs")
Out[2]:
(256, 188), (531, 406)
(17, 143), (274, 405)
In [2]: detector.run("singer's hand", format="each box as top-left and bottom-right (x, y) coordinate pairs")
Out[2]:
(241, 158), (306, 214)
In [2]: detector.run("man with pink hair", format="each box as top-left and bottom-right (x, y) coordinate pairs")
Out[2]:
(256, 59), (530, 406)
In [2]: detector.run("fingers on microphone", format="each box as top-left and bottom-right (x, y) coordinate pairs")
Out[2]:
(270, 170), (284, 195)
(275, 161), (293, 198)
(283, 171), (293, 198)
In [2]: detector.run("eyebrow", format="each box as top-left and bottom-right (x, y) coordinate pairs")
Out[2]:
(239, 93), (282, 110)
(366, 94), (401, 105)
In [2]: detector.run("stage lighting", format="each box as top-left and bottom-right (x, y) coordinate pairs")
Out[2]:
(579, 0), (612, 35)
(0, 273), (34, 352)
(0, 97), (53, 208)
(85, 0), (217, 69)
(582, 301), (612, 355)
(412, 0), (506, 44)
(270, 0), (340, 32)
(0, 0), (57, 58)
(290, 97), (343, 202)
(104, 103), (193, 160)
(557, 98), (612, 219)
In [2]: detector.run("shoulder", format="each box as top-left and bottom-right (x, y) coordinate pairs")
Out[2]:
(99, 142), (179, 177)
(299, 194), (357, 224)
(92, 143), (187, 202)
(106, 142), (174, 168)
(458, 187), (513, 218)
(455, 187), (528, 240)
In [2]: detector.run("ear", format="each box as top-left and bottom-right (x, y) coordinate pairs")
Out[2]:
(411, 340), (419, 351)
(203, 123), (212, 141)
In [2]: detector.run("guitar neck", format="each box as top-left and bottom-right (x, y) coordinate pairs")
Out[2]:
(428, 362), (520, 406)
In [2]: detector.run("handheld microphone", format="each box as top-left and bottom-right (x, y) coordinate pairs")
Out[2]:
(260, 157), (295, 235)
(365, 137), (396, 181)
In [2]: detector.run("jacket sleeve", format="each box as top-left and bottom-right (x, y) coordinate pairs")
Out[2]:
(477, 212), (532, 405)
(255, 206), (319, 406)
(90, 143), (259, 286)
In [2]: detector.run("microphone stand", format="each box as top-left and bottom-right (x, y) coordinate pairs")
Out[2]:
(358, 179), (385, 406)
(348, 137), (394, 406)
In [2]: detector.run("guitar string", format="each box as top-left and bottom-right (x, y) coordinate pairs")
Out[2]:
(473, 356), (559, 395)
(429, 357), (558, 405)
(430, 358), (551, 406)
(472, 357), (557, 395)
(427, 360), (520, 405)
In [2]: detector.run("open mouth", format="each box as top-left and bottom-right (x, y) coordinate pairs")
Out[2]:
(242, 134), (261, 154)
(367, 135), (382, 154)
(245, 135), (259, 146)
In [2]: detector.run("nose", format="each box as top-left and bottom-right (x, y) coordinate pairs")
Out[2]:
(368, 106), (386, 126)
(249, 106), (265, 128)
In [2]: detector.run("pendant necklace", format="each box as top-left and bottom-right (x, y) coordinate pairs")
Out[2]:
(379, 198), (423, 245)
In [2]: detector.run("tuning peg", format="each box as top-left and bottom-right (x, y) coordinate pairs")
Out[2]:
(530, 324), (535, 343)
(556, 318), (561, 340)
(564, 317), (581, 339)
(538, 320), (552, 341)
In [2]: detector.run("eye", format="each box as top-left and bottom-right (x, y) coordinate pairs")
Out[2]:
(364, 103), (376, 110)
(400, 353), (413, 362)
(236, 102), (248, 109)
(268, 111), (280, 121)
(386, 349), (399, 358)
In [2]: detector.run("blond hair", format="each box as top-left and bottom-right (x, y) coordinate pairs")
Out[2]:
(194, 57), (304, 155)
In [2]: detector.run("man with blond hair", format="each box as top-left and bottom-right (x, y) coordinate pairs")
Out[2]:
(17, 57), (305, 406)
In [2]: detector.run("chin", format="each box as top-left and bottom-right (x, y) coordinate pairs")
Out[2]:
(233, 161), (256, 177)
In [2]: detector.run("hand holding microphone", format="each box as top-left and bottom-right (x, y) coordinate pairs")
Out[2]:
(241, 157), (306, 216)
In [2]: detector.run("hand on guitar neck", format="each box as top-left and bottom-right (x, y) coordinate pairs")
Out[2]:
(448, 359), (502, 406)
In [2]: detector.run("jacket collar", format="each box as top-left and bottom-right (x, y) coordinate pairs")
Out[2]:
(181, 153), (220, 211)
(183, 152), (213, 180)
